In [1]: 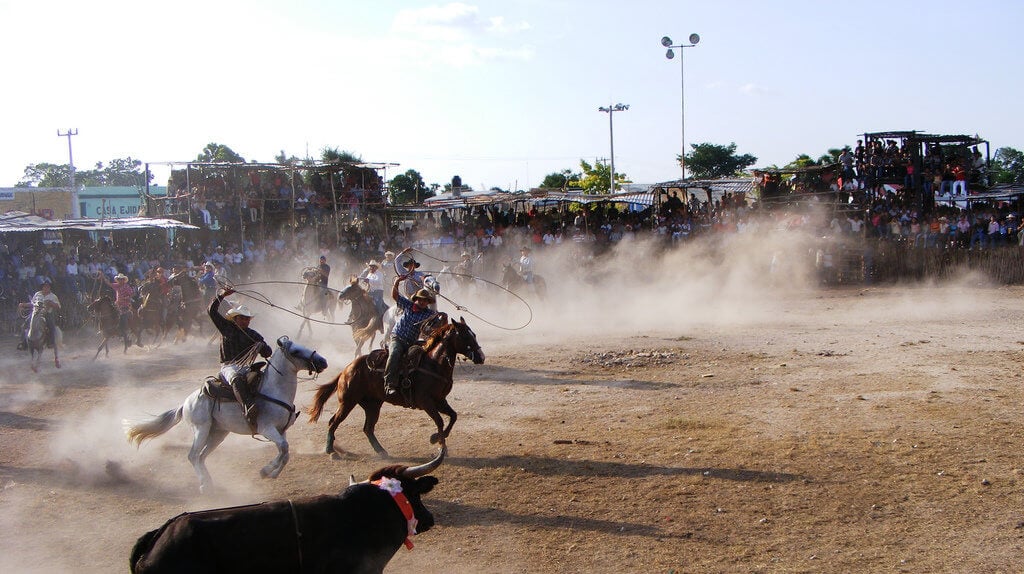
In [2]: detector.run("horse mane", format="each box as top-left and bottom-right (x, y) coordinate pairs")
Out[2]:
(422, 323), (455, 352)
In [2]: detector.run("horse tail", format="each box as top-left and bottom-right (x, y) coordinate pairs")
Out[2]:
(123, 406), (183, 447)
(308, 374), (340, 422)
(353, 315), (381, 341)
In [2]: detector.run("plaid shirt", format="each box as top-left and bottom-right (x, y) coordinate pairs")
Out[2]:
(111, 282), (135, 313)
(393, 295), (435, 345)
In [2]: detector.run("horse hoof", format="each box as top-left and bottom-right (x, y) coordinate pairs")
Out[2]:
(429, 433), (442, 444)
(54, 361), (61, 369)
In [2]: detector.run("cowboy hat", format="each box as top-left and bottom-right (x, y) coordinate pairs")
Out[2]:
(367, 260), (380, 268)
(412, 288), (435, 303)
(115, 273), (128, 281)
(402, 257), (421, 268)
(384, 251), (396, 258)
(225, 305), (255, 319)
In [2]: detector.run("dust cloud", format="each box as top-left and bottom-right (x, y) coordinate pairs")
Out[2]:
(0, 225), (1008, 573)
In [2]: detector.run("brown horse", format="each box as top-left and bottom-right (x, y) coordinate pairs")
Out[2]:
(86, 295), (139, 358)
(136, 280), (174, 346)
(336, 277), (383, 356)
(166, 272), (205, 342)
(307, 316), (485, 458)
(296, 267), (337, 340)
(501, 263), (547, 300)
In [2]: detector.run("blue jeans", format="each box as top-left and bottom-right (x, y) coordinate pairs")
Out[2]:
(384, 338), (412, 390)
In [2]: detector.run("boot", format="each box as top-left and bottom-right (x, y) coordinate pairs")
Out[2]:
(382, 377), (400, 399)
(231, 376), (259, 432)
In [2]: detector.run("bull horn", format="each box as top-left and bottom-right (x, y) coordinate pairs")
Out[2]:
(401, 446), (447, 479)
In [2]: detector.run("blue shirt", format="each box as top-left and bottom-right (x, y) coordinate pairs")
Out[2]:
(393, 295), (436, 344)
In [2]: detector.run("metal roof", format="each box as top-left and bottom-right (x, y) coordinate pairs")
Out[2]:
(420, 188), (656, 210)
(0, 211), (199, 232)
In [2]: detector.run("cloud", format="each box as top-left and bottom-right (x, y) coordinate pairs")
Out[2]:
(739, 82), (770, 96)
(390, 3), (533, 67)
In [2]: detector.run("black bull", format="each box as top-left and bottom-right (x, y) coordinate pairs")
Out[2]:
(130, 452), (444, 574)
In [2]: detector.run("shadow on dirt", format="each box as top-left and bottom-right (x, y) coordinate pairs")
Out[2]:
(0, 462), (191, 504)
(470, 365), (675, 391)
(0, 411), (53, 430)
(447, 454), (804, 483)
(430, 498), (687, 539)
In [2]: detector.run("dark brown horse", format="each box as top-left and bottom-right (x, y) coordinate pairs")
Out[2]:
(166, 272), (205, 342)
(86, 295), (139, 358)
(501, 262), (547, 300)
(136, 280), (174, 346)
(336, 277), (383, 356)
(308, 316), (485, 458)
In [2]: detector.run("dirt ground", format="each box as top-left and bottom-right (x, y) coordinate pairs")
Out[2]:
(2, 276), (1024, 572)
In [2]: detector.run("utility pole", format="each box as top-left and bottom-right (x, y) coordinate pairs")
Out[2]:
(58, 128), (80, 218)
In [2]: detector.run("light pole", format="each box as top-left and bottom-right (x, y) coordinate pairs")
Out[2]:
(662, 33), (700, 180)
(58, 128), (80, 218)
(598, 103), (629, 193)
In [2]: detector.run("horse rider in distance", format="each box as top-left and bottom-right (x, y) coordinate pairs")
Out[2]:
(209, 287), (272, 432)
(518, 246), (535, 283)
(18, 278), (60, 350)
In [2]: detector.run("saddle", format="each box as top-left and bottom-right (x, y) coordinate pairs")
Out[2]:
(366, 346), (428, 406)
(366, 345), (426, 374)
(201, 361), (267, 402)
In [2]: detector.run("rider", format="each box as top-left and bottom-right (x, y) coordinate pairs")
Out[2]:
(317, 255), (331, 297)
(18, 279), (60, 350)
(517, 246), (535, 284)
(359, 259), (387, 316)
(209, 287), (272, 431)
(383, 275), (437, 399)
(198, 262), (218, 302)
(455, 251), (475, 277)
(395, 248), (427, 299)
(97, 272), (136, 342)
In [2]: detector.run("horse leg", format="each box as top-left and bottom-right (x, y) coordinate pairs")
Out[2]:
(325, 399), (360, 457)
(361, 401), (389, 458)
(53, 345), (60, 369)
(187, 424), (216, 493)
(259, 427), (289, 479)
(199, 428), (229, 463)
(435, 399), (458, 444)
(93, 337), (107, 361)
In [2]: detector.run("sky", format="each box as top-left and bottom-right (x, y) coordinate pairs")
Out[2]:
(1, 0), (1022, 191)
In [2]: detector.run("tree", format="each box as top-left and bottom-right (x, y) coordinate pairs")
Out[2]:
(17, 157), (152, 188)
(196, 143), (246, 163)
(321, 148), (361, 164)
(785, 154), (818, 170)
(684, 142), (757, 179)
(576, 159), (612, 193)
(540, 169), (580, 189)
(992, 147), (1024, 184)
(389, 169), (431, 204)
(17, 163), (68, 187)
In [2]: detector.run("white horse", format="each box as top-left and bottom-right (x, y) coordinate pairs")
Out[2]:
(25, 301), (61, 372)
(124, 336), (328, 493)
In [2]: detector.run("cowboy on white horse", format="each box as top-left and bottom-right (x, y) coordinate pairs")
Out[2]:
(209, 287), (272, 431)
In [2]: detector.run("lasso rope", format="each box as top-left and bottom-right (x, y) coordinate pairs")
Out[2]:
(220, 248), (534, 331)
(395, 247), (534, 331)
(218, 279), (354, 326)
